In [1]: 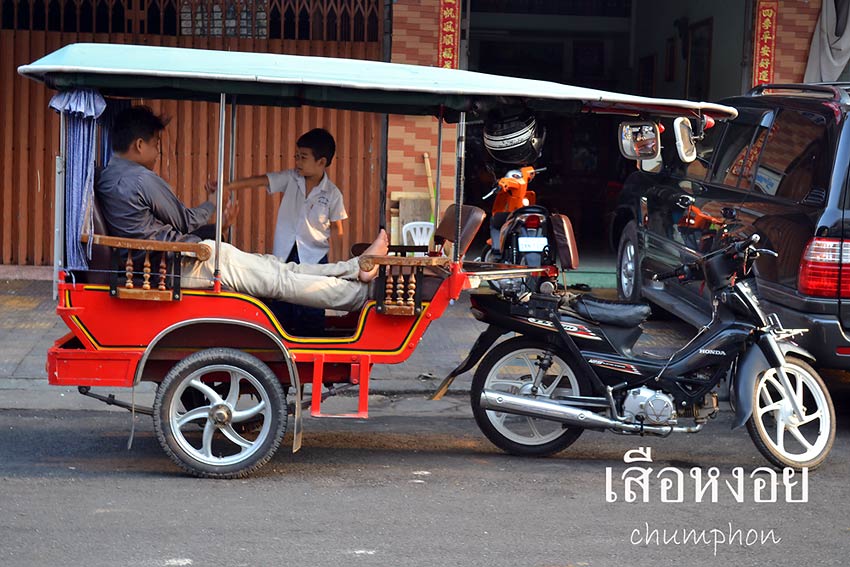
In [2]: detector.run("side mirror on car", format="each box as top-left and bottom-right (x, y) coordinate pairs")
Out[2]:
(618, 121), (661, 161)
(673, 117), (697, 163)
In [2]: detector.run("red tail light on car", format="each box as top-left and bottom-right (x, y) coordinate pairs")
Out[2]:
(798, 238), (850, 297)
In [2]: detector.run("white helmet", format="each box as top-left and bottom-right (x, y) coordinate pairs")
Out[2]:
(483, 110), (545, 164)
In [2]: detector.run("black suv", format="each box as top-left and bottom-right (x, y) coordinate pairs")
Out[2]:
(610, 84), (850, 373)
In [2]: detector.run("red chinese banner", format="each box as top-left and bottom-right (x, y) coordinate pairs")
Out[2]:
(438, 0), (461, 69)
(753, 0), (778, 86)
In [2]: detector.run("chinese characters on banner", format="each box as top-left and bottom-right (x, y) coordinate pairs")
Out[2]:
(752, 0), (778, 86)
(438, 0), (461, 69)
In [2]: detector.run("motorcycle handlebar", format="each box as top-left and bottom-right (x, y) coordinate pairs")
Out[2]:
(652, 264), (696, 282)
(732, 233), (760, 254)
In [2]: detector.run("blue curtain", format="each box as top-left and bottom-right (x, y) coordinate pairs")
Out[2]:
(49, 90), (106, 270)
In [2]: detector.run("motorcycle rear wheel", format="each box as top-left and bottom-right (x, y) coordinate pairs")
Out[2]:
(471, 337), (590, 457)
(745, 357), (835, 470)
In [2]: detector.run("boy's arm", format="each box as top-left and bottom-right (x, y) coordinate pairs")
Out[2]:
(224, 175), (270, 191)
(331, 220), (344, 238)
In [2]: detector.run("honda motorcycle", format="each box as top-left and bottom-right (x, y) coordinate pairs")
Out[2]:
(454, 234), (835, 470)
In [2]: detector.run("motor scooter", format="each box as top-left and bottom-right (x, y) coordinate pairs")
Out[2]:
(450, 231), (835, 471)
(481, 166), (554, 268)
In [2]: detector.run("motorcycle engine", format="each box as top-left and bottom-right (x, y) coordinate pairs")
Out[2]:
(622, 387), (677, 425)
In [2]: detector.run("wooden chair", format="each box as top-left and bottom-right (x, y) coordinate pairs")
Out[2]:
(359, 204), (485, 316)
(80, 196), (210, 301)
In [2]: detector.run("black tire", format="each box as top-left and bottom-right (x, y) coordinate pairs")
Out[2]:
(745, 357), (836, 470)
(471, 337), (590, 457)
(617, 220), (642, 302)
(153, 348), (287, 479)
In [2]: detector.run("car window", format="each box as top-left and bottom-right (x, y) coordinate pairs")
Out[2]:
(753, 109), (827, 201)
(684, 120), (724, 180)
(707, 108), (773, 190)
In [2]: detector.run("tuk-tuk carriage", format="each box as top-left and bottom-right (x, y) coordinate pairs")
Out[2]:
(18, 43), (737, 478)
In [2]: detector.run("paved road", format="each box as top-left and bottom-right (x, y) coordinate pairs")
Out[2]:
(1, 401), (848, 567)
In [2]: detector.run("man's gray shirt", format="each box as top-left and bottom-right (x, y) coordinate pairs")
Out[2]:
(96, 156), (214, 243)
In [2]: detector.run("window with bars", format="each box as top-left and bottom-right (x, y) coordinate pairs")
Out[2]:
(1, 0), (380, 40)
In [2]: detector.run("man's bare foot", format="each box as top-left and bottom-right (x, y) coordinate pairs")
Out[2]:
(359, 229), (389, 282)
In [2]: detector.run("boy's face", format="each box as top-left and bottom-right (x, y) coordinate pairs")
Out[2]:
(294, 147), (326, 179)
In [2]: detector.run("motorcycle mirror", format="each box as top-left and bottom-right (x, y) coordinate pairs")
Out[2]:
(673, 117), (697, 163)
(618, 121), (661, 161)
(482, 186), (499, 200)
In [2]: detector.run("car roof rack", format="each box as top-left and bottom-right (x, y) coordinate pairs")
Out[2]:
(746, 83), (850, 104)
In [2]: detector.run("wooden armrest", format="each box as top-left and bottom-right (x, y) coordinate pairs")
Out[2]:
(81, 233), (211, 261)
(358, 255), (451, 271)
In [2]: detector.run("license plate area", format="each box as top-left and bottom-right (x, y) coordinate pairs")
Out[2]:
(518, 236), (548, 252)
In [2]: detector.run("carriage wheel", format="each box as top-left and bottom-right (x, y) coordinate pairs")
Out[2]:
(153, 348), (287, 479)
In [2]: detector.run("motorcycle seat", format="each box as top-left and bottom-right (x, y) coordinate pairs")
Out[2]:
(508, 204), (548, 218)
(568, 294), (651, 328)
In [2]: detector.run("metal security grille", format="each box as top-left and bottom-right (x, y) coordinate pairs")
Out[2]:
(1, 0), (380, 39)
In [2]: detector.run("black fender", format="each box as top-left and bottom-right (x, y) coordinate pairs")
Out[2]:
(730, 340), (816, 430)
(430, 325), (508, 400)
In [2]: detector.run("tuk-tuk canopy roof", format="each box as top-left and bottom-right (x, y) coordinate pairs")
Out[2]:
(19, 43), (738, 122)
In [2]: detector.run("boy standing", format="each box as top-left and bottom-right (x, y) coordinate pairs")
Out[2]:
(228, 128), (347, 335)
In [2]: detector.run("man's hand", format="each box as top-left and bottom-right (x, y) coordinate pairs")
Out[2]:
(205, 179), (218, 202)
(223, 198), (240, 228)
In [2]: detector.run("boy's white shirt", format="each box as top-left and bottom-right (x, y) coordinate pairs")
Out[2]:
(266, 169), (348, 264)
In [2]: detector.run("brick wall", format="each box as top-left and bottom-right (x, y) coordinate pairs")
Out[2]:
(388, 0), (458, 226)
(773, 0), (821, 83)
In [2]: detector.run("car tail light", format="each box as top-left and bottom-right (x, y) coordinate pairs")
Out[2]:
(798, 238), (850, 297)
(523, 215), (542, 229)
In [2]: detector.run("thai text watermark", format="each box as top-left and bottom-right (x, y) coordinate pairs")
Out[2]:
(605, 447), (807, 503)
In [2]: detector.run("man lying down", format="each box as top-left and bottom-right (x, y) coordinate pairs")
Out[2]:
(95, 106), (388, 312)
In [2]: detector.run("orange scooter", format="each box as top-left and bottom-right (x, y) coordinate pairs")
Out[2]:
(481, 166), (551, 266)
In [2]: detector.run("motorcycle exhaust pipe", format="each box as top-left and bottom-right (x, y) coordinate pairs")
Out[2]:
(478, 389), (703, 434)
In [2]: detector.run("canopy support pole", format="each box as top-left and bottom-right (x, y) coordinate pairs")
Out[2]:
(213, 93), (226, 291)
(53, 111), (67, 299)
(433, 107), (444, 237)
(453, 111), (467, 263)
(228, 98), (238, 243)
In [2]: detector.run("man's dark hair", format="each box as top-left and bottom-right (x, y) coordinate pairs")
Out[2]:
(296, 128), (336, 166)
(111, 106), (168, 153)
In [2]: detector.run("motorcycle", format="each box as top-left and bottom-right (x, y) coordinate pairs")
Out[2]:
(454, 233), (835, 470)
(481, 166), (555, 268)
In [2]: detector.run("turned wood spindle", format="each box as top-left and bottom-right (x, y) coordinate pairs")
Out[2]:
(395, 269), (405, 305)
(385, 271), (395, 305)
(406, 270), (416, 306)
(125, 251), (134, 289)
(142, 251), (152, 290)
(158, 255), (168, 291)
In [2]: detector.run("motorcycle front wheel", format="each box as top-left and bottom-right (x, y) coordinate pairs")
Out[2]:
(746, 356), (835, 470)
(471, 337), (590, 457)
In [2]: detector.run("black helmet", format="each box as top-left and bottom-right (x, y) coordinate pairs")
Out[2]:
(483, 110), (545, 164)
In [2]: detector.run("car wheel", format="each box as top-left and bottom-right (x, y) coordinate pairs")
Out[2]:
(617, 220), (641, 302)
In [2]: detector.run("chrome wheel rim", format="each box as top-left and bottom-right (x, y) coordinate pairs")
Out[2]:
(483, 348), (578, 446)
(620, 241), (635, 298)
(168, 364), (272, 467)
(754, 363), (831, 464)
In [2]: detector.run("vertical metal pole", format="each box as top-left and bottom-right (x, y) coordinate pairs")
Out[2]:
(214, 94), (226, 289)
(53, 111), (67, 299)
(434, 107), (444, 229)
(453, 112), (467, 262)
(228, 98), (237, 243)
(379, 0), (393, 230)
